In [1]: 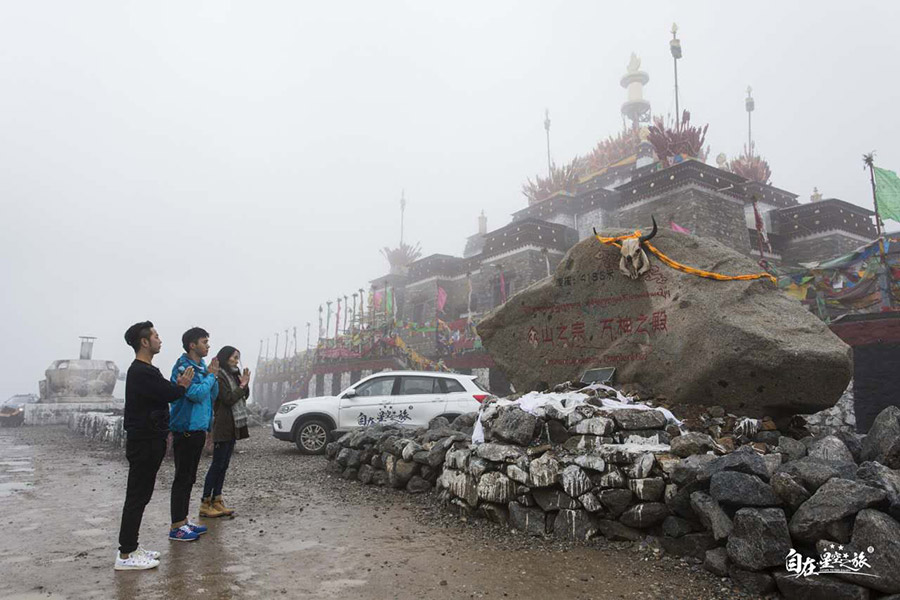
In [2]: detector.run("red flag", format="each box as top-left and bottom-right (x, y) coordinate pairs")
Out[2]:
(437, 286), (447, 313)
(499, 272), (507, 303)
(753, 201), (772, 253)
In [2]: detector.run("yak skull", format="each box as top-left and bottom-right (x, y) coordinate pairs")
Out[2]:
(618, 216), (658, 280)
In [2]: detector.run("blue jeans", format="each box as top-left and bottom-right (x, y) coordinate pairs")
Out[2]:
(202, 440), (236, 498)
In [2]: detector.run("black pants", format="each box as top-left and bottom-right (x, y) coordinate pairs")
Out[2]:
(203, 440), (236, 498)
(170, 431), (206, 525)
(118, 437), (167, 554)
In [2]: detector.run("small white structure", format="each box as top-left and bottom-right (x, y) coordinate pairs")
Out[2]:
(27, 337), (122, 425)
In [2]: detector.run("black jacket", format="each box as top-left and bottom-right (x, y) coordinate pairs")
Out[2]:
(124, 359), (186, 439)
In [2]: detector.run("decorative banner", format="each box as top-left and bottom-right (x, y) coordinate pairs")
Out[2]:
(437, 286), (447, 313)
(499, 272), (507, 303)
(752, 200), (772, 253)
(874, 167), (900, 222)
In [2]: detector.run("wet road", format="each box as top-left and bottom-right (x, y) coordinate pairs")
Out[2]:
(0, 426), (758, 600)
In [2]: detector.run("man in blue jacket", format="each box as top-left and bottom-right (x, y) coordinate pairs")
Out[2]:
(168, 326), (219, 542)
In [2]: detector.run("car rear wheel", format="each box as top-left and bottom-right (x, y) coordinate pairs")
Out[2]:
(295, 419), (331, 455)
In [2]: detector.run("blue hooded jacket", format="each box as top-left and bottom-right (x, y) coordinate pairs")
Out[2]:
(169, 354), (219, 433)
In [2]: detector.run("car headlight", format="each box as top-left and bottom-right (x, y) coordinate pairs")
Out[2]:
(278, 404), (298, 414)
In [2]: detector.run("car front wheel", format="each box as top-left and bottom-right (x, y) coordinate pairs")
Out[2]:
(295, 419), (331, 455)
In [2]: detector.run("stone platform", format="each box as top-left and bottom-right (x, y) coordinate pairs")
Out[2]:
(25, 400), (122, 426)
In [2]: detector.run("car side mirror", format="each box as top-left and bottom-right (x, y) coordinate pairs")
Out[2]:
(344, 389), (357, 399)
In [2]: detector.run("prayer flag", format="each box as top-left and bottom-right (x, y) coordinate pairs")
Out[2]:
(437, 286), (447, 313)
(875, 167), (900, 222)
(753, 200), (772, 253)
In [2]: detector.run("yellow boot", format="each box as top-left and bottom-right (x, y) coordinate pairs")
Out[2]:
(199, 496), (224, 518)
(213, 495), (235, 517)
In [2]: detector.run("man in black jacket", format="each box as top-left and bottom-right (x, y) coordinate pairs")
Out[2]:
(115, 321), (194, 571)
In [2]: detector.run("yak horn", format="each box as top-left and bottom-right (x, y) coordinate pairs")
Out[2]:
(639, 216), (658, 244)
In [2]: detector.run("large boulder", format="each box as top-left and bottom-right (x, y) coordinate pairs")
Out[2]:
(476, 228), (851, 417)
(861, 407), (900, 469)
(508, 502), (546, 537)
(789, 479), (888, 543)
(709, 471), (778, 507)
(492, 407), (539, 446)
(844, 509), (900, 593)
(774, 571), (872, 600)
(726, 508), (792, 571)
(553, 509), (598, 541)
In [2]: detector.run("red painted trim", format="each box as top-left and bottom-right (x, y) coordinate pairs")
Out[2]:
(830, 317), (900, 346)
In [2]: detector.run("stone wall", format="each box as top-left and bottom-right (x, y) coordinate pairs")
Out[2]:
(616, 186), (751, 256)
(803, 381), (856, 436)
(325, 388), (900, 598)
(782, 233), (869, 264)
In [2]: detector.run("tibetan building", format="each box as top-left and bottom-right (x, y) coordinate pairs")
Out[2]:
(253, 55), (879, 414)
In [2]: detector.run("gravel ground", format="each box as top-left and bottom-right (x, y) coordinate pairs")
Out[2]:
(0, 425), (771, 600)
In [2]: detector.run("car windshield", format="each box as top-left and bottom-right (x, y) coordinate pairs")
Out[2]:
(2, 395), (37, 408)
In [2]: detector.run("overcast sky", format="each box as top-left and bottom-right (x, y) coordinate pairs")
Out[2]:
(1, 1), (898, 402)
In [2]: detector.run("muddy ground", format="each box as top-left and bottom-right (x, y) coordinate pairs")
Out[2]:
(0, 425), (766, 600)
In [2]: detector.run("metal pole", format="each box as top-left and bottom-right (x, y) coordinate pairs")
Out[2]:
(400, 190), (406, 246)
(544, 109), (552, 179)
(325, 301), (332, 344)
(284, 329), (289, 359)
(746, 86), (755, 157)
(865, 154), (892, 309)
(343, 295), (348, 334)
(674, 58), (679, 128)
(435, 280), (440, 359)
(748, 111), (752, 156)
(306, 322), (311, 371)
(866, 156), (885, 239)
(671, 23), (681, 129)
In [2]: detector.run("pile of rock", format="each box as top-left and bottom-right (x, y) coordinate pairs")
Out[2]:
(324, 416), (476, 494)
(325, 390), (900, 599)
(802, 380), (857, 437)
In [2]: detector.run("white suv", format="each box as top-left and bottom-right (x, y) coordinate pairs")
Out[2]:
(273, 371), (491, 454)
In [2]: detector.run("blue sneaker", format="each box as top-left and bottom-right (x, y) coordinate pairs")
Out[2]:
(169, 524), (199, 542)
(186, 520), (207, 535)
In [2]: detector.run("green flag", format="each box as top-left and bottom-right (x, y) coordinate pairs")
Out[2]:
(874, 167), (900, 222)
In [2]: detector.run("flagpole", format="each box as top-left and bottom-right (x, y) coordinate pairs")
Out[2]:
(435, 280), (440, 363)
(864, 152), (892, 309)
(865, 153), (885, 239)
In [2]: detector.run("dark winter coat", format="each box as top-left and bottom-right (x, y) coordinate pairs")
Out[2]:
(211, 368), (250, 443)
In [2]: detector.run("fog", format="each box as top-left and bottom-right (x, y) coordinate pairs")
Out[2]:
(1, 0), (898, 401)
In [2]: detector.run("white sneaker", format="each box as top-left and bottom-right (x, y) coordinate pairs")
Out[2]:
(134, 545), (161, 560)
(114, 551), (160, 571)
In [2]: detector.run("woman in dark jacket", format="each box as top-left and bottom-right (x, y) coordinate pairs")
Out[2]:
(200, 346), (250, 518)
